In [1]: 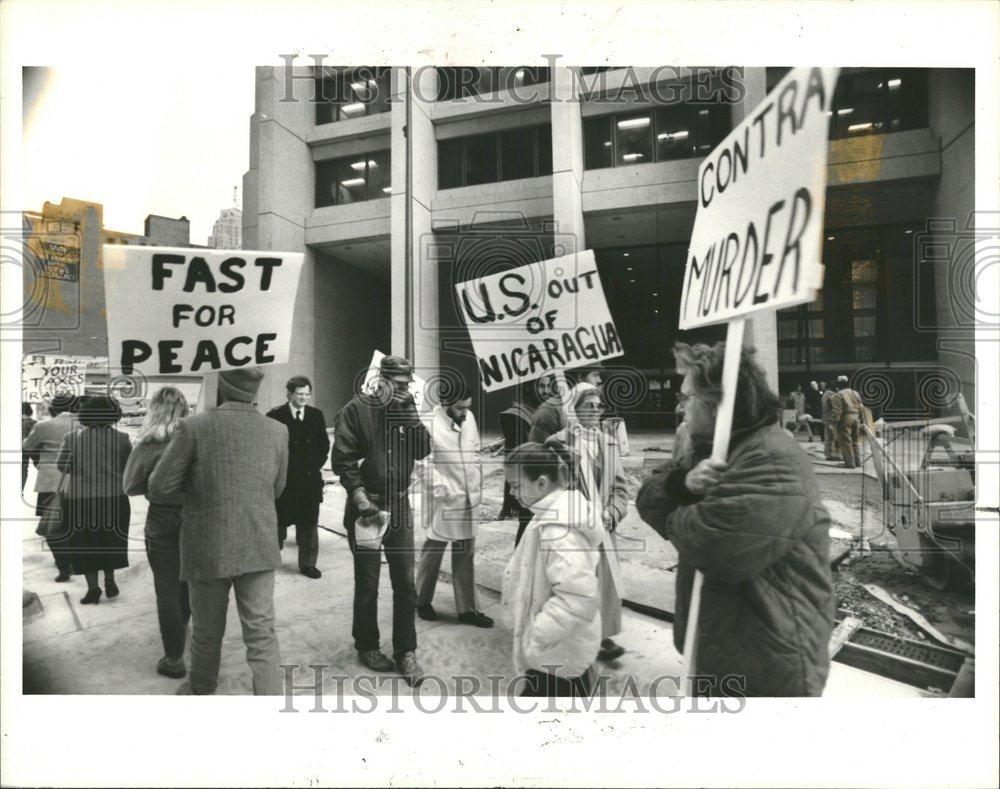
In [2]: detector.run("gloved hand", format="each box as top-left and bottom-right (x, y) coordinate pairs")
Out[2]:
(359, 504), (380, 520)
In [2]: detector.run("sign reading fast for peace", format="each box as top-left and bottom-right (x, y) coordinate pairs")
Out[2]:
(455, 250), (623, 392)
(679, 67), (839, 329)
(102, 246), (304, 375)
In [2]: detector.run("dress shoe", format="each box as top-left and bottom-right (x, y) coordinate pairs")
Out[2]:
(395, 651), (425, 687)
(358, 649), (396, 672)
(597, 638), (626, 662)
(416, 603), (438, 621)
(54, 570), (72, 583)
(105, 579), (120, 598)
(457, 611), (494, 629)
(300, 567), (322, 579)
(157, 657), (187, 679)
(80, 589), (102, 605)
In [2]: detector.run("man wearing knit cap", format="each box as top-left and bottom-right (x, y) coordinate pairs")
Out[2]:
(332, 353), (431, 686)
(150, 366), (289, 695)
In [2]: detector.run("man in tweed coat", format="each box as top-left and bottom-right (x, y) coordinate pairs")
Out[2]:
(149, 367), (288, 695)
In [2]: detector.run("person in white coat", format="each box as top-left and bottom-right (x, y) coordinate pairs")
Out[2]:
(501, 439), (602, 697)
(415, 383), (493, 628)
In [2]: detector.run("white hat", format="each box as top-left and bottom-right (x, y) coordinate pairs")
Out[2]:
(837, 375), (849, 384)
(354, 511), (390, 550)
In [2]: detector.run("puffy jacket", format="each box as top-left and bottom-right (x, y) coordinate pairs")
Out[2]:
(636, 420), (834, 697)
(501, 487), (603, 678)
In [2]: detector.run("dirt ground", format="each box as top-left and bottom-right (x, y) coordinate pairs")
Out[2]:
(479, 457), (976, 649)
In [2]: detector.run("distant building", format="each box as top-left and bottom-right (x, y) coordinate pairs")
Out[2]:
(207, 207), (242, 249)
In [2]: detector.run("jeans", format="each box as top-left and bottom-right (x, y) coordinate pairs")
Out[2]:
(345, 494), (417, 657)
(144, 504), (190, 661)
(187, 569), (281, 695)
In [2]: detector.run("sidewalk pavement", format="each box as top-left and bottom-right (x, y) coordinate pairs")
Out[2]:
(19, 441), (921, 698)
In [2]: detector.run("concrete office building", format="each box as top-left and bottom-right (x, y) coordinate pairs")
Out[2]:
(242, 65), (976, 427)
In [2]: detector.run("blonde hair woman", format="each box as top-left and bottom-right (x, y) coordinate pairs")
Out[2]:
(123, 386), (191, 679)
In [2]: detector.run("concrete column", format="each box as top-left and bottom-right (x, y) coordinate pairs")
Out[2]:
(241, 65), (315, 411)
(732, 67), (779, 391)
(391, 67), (439, 375)
(550, 67), (586, 253)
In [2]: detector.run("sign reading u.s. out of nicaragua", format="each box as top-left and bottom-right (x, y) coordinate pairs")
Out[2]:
(455, 250), (623, 392)
(679, 67), (839, 329)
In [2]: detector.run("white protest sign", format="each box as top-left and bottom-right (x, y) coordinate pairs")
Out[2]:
(676, 67), (840, 697)
(679, 67), (839, 329)
(102, 246), (304, 376)
(20, 355), (88, 402)
(455, 249), (623, 392)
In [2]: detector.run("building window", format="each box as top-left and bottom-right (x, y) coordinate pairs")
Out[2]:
(583, 103), (732, 170)
(436, 67), (550, 101)
(437, 125), (552, 189)
(314, 149), (391, 207)
(315, 67), (392, 126)
(767, 67), (928, 140)
(775, 223), (935, 368)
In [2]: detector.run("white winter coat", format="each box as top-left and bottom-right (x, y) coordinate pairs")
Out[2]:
(419, 405), (482, 542)
(501, 487), (603, 678)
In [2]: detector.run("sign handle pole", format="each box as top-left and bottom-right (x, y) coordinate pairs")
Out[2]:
(680, 318), (745, 696)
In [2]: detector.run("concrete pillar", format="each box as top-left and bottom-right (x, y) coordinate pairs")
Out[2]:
(732, 67), (779, 391)
(550, 67), (586, 253)
(241, 65), (315, 412)
(391, 67), (439, 375)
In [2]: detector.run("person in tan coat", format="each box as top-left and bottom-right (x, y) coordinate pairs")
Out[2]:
(149, 367), (288, 696)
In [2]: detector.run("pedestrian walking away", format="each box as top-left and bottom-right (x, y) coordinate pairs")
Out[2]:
(122, 386), (192, 680)
(149, 367), (287, 696)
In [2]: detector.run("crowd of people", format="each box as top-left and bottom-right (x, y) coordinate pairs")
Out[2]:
(21, 343), (836, 698)
(785, 376), (868, 469)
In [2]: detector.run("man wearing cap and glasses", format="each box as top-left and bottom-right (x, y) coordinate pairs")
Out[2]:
(331, 354), (431, 686)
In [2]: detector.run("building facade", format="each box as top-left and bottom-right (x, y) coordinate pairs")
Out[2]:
(243, 65), (976, 428)
(208, 206), (243, 249)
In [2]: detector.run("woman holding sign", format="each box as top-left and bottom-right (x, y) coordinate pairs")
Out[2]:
(552, 382), (629, 664)
(636, 342), (834, 697)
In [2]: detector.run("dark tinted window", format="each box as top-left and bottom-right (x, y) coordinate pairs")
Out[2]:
(583, 117), (613, 169)
(436, 67), (550, 100)
(829, 68), (928, 139)
(314, 67), (392, 126)
(437, 125), (552, 188)
(314, 150), (391, 207)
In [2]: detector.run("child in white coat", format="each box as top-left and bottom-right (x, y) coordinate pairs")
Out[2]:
(501, 440), (603, 697)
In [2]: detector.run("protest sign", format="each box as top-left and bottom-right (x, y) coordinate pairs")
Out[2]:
(21, 355), (88, 402)
(677, 67), (839, 696)
(679, 67), (839, 330)
(455, 250), (623, 392)
(102, 246), (304, 376)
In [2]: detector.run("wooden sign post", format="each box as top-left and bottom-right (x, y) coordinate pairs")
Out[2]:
(676, 67), (839, 697)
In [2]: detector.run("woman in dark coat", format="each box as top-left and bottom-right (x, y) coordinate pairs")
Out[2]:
(637, 342), (835, 697)
(58, 395), (132, 604)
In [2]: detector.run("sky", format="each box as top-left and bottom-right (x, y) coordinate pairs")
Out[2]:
(22, 65), (255, 245)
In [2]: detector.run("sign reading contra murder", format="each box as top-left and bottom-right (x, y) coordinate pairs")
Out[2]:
(102, 246), (305, 375)
(455, 250), (623, 392)
(679, 67), (839, 329)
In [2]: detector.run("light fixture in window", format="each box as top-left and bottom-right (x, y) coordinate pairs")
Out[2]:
(657, 130), (690, 141)
(629, 279), (636, 284)
(698, 109), (709, 116)
(603, 140), (612, 147)
(837, 107), (854, 116)
(847, 122), (873, 133)
(826, 235), (835, 241)
(623, 252), (629, 257)
(621, 152), (644, 162)
(341, 102), (365, 114)
(626, 266), (633, 271)
(351, 82), (366, 92)
(904, 229), (913, 234)
(652, 291), (659, 296)
(350, 161), (367, 171)
(887, 78), (902, 89)
(514, 69), (525, 83)
(382, 186), (392, 194)
(617, 116), (651, 129)
(341, 178), (365, 187)
(653, 309), (659, 314)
